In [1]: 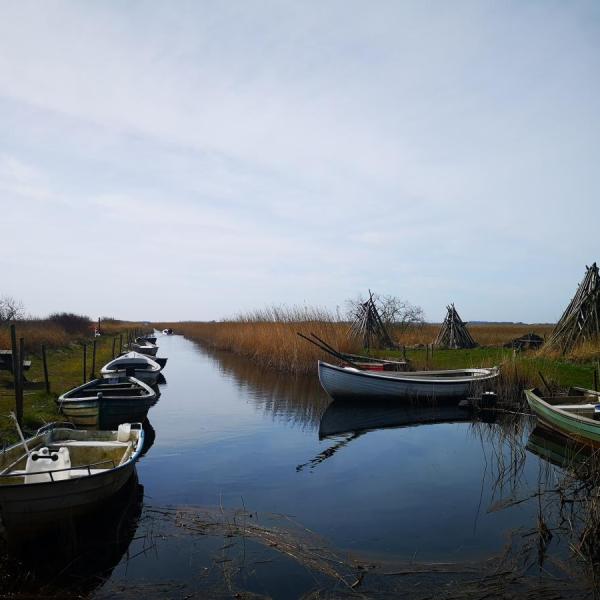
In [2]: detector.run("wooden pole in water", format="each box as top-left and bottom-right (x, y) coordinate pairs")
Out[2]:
(91, 339), (97, 377)
(82, 343), (87, 383)
(42, 344), (50, 394)
(111, 337), (116, 359)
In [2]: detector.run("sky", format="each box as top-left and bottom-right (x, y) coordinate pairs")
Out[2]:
(1, 1), (599, 323)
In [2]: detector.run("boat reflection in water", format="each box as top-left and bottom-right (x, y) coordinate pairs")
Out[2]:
(526, 424), (596, 473)
(297, 400), (474, 471)
(140, 418), (156, 457)
(319, 399), (473, 438)
(0, 473), (144, 596)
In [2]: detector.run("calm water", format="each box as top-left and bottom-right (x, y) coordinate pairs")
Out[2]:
(0, 334), (592, 598)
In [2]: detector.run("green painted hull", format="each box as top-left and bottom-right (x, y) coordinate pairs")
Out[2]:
(525, 389), (600, 444)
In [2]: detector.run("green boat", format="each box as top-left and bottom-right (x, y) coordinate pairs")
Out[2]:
(525, 387), (600, 444)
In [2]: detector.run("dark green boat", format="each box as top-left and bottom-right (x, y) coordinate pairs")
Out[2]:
(525, 387), (600, 444)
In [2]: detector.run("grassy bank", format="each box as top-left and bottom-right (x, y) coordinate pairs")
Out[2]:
(0, 324), (145, 444)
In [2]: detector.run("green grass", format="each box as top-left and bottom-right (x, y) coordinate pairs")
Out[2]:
(372, 347), (599, 390)
(0, 335), (125, 444)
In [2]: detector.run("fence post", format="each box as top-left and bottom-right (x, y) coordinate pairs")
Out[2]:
(9, 326), (23, 426)
(119, 334), (123, 354)
(42, 344), (50, 394)
(91, 339), (97, 377)
(111, 337), (116, 359)
(82, 343), (87, 383)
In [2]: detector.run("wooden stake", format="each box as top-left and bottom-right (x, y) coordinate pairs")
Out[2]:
(91, 339), (97, 377)
(10, 326), (23, 426)
(42, 344), (50, 394)
(111, 337), (116, 359)
(82, 343), (87, 383)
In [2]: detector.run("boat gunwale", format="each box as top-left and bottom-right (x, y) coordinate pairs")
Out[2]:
(319, 361), (499, 384)
(0, 425), (144, 489)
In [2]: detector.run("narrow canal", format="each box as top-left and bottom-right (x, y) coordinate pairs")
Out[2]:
(1, 333), (594, 598)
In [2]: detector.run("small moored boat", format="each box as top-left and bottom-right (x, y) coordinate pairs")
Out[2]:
(0, 422), (143, 528)
(130, 340), (158, 356)
(525, 387), (600, 444)
(318, 361), (499, 401)
(136, 335), (157, 345)
(57, 376), (158, 427)
(101, 352), (162, 383)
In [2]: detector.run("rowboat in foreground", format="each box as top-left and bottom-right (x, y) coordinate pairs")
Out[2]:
(101, 351), (162, 383)
(318, 360), (499, 401)
(525, 387), (600, 444)
(57, 376), (158, 427)
(130, 340), (158, 356)
(0, 423), (143, 528)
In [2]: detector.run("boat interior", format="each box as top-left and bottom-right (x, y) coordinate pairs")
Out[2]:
(346, 367), (495, 379)
(67, 380), (150, 398)
(0, 427), (139, 485)
(535, 387), (600, 416)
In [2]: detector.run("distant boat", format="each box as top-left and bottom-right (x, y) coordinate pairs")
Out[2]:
(130, 340), (158, 357)
(135, 335), (157, 345)
(0, 422), (144, 528)
(162, 328), (173, 335)
(100, 352), (162, 383)
(318, 360), (499, 401)
(57, 376), (158, 427)
(525, 387), (600, 444)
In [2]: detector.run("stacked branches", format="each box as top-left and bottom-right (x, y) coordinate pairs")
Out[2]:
(348, 291), (396, 350)
(545, 262), (600, 354)
(434, 303), (478, 349)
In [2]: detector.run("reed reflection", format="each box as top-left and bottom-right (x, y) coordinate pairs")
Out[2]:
(203, 347), (330, 429)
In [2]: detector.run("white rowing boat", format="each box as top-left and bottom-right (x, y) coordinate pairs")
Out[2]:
(130, 340), (158, 356)
(57, 376), (158, 427)
(318, 360), (499, 401)
(101, 351), (162, 383)
(0, 423), (143, 528)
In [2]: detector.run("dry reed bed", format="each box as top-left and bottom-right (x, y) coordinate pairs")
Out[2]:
(0, 320), (148, 354)
(159, 322), (360, 375)
(158, 315), (557, 377)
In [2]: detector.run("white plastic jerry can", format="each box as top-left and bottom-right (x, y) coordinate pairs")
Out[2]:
(24, 447), (71, 484)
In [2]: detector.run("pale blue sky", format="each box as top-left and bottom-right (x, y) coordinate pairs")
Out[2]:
(1, 1), (599, 322)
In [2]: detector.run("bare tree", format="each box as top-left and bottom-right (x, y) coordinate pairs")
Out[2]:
(346, 292), (424, 348)
(0, 295), (24, 327)
(377, 294), (425, 335)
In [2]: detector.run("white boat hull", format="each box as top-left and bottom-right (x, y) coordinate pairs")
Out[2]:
(318, 361), (498, 401)
(0, 464), (135, 528)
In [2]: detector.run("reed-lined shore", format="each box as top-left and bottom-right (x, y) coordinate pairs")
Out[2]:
(155, 316), (599, 392)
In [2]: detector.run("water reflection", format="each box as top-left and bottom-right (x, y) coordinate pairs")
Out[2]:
(527, 424), (595, 472)
(0, 474), (144, 596)
(140, 418), (156, 457)
(319, 400), (473, 438)
(204, 347), (330, 429)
